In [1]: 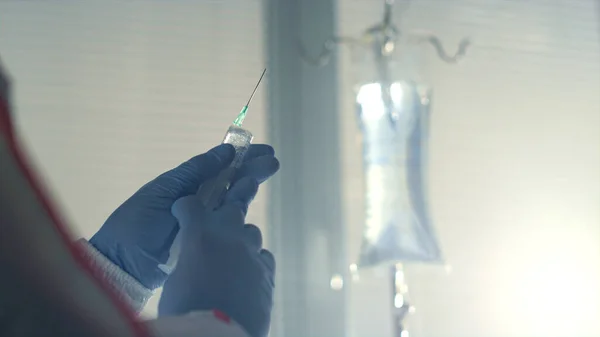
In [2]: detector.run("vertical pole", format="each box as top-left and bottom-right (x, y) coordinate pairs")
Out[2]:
(264, 1), (346, 337)
(392, 263), (411, 337)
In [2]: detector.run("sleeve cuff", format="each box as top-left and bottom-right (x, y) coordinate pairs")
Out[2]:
(76, 239), (154, 314)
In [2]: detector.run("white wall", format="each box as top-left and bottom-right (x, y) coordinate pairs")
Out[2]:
(0, 1), (267, 317)
(339, 1), (600, 337)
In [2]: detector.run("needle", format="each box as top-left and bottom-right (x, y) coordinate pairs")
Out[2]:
(233, 68), (267, 127)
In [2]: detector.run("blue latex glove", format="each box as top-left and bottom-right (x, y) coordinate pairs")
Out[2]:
(89, 143), (279, 290)
(159, 176), (275, 337)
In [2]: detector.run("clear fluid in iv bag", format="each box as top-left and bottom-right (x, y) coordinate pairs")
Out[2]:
(356, 81), (442, 268)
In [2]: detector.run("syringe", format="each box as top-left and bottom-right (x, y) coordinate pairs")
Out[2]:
(159, 68), (266, 274)
(197, 68), (266, 210)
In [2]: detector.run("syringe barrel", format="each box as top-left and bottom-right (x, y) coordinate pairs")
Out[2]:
(197, 125), (253, 209)
(223, 124), (254, 169)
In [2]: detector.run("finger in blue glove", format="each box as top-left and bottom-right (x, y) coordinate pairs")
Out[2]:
(160, 184), (275, 337)
(224, 177), (259, 215)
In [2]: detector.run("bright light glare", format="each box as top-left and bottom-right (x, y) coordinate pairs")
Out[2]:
(394, 294), (405, 308)
(330, 274), (344, 290)
(390, 82), (403, 107)
(400, 330), (409, 337)
(357, 83), (385, 120)
(517, 258), (598, 322)
(501, 240), (600, 337)
(357, 82), (404, 121)
(395, 269), (405, 286)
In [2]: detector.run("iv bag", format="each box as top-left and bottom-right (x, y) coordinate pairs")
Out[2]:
(356, 80), (442, 267)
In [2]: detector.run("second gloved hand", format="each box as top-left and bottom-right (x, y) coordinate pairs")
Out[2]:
(159, 177), (275, 337)
(89, 143), (279, 290)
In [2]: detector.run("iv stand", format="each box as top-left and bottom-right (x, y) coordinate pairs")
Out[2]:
(298, 1), (469, 337)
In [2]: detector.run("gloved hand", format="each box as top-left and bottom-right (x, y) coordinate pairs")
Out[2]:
(89, 143), (279, 290)
(159, 176), (275, 337)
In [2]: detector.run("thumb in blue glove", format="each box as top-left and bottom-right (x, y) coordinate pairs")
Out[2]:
(90, 144), (279, 290)
(159, 177), (275, 337)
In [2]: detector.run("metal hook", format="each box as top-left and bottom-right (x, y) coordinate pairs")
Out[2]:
(298, 0), (398, 67)
(296, 36), (365, 67)
(422, 35), (471, 64)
